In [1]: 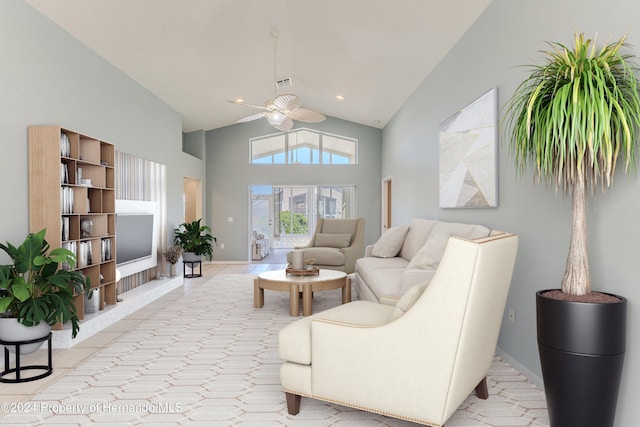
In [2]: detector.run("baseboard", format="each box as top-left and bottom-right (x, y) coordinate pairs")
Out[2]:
(495, 346), (545, 390)
(209, 261), (249, 265)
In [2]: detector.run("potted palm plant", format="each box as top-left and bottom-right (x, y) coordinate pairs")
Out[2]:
(173, 218), (216, 262)
(504, 33), (640, 426)
(0, 229), (91, 354)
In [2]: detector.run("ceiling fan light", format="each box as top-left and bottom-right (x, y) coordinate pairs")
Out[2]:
(266, 111), (285, 126)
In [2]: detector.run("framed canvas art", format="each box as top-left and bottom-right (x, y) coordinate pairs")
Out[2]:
(439, 87), (498, 208)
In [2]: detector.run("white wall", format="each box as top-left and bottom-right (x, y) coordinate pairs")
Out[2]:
(0, 0), (203, 262)
(383, 1), (640, 425)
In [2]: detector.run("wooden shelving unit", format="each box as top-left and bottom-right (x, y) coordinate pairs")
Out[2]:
(28, 126), (117, 323)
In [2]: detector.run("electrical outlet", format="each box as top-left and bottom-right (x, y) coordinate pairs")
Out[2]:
(220, 243), (224, 249)
(508, 308), (516, 324)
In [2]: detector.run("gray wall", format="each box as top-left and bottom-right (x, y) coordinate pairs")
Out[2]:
(206, 117), (382, 262)
(383, 0), (640, 425)
(0, 0), (204, 263)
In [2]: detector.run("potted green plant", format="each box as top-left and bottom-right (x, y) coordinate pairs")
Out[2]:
(504, 33), (640, 426)
(0, 229), (91, 354)
(173, 218), (216, 262)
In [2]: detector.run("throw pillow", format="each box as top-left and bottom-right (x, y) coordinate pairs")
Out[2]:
(314, 233), (352, 248)
(406, 222), (490, 270)
(371, 225), (409, 258)
(390, 283), (428, 321)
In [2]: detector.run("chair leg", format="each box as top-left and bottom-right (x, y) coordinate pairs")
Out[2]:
(285, 392), (301, 415)
(475, 376), (489, 399)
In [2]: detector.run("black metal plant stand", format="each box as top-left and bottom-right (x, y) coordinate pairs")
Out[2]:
(0, 333), (53, 383)
(183, 260), (202, 278)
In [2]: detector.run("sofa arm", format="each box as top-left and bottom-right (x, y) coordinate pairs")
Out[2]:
(364, 244), (374, 257)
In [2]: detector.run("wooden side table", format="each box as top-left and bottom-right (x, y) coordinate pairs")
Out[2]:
(183, 260), (202, 278)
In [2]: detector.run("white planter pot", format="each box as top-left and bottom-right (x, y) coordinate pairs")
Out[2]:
(0, 318), (51, 355)
(182, 252), (202, 262)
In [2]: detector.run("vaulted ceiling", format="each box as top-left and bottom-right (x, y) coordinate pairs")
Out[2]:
(25, 0), (492, 132)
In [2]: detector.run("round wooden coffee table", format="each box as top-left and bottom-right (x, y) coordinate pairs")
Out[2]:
(254, 269), (351, 316)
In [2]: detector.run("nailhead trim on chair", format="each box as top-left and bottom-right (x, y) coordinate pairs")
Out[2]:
(283, 388), (442, 426)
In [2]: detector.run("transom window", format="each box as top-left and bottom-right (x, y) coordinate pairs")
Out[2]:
(251, 128), (357, 164)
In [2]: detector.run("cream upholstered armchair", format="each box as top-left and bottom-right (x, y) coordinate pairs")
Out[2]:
(279, 232), (518, 426)
(286, 218), (365, 274)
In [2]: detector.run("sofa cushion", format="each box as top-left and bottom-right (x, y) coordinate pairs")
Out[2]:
(299, 247), (345, 266)
(406, 221), (490, 271)
(370, 225), (409, 258)
(390, 283), (428, 321)
(399, 219), (437, 261)
(315, 233), (352, 248)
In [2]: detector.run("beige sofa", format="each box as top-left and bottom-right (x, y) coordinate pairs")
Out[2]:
(354, 218), (491, 303)
(279, 232), (519, 425)
(286, 218), (365, 274)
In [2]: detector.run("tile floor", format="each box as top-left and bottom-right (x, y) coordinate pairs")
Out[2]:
(0, 263), (549, 426)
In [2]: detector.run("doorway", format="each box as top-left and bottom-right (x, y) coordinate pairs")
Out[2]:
(183, 177), (202, 223)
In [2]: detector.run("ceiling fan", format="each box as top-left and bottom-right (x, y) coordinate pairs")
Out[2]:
(228, 30), (326, 131)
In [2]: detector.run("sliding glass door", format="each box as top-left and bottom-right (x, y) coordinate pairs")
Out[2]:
(250, 185), (356, 255)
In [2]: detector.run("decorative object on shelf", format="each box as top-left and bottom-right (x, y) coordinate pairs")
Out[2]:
(0, 229), (92, 347)
(439, 87), (498, 208)
(174, 218), (216, 262)
(503, 32), (640, 427)
(163, 245), (182, 277)
(80, 218), (93, 237)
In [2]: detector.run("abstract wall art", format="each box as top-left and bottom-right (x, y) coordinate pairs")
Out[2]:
(439, 87), (498, 208)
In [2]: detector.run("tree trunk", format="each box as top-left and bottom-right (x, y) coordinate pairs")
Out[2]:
(561, 176), (591, 295)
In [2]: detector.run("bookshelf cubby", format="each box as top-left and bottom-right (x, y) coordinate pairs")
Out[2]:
(28, 125), (117, 322)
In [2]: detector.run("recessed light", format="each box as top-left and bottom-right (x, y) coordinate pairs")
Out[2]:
(234, 98), (244, 104)
(336, 95), (345, 101)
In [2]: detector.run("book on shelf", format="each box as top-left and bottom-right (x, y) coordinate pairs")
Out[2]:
(60, 162), (69, 184)
(61, 216), (70, 241)
(61, 241), (77, 270)
(101, 238), (112, 262)
(60, 133), (70, 157)
(77, 241), (93, 268)
(60, 187), (74, 214)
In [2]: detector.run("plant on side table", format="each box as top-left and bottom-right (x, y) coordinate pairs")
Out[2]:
(0, 229), (92, 354)
(174, 218), (217, 262)
(504, 33), (640, 427)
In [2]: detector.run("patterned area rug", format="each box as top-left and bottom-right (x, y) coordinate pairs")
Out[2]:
(1, 274), (549, 426)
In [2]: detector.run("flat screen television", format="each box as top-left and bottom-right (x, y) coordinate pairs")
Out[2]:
(115, 200), (158, 277)
(116, 214), (154, 265)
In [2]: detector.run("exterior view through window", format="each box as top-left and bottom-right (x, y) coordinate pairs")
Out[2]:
(251, 128), (357, 164)
(251, 185), (356, 251)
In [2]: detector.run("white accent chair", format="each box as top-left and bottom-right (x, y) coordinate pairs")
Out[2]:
(279, 232), (518, 426)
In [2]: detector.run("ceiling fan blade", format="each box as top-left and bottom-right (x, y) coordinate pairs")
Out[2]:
(273, 94), (301, 111)
(235, 112), (266, 123)
(274, 117), (294, 131)
(286, 108), (326, 123)
(228, 100), (272, 111)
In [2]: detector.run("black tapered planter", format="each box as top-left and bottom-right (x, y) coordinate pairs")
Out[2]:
(537, 289), (626, 427)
